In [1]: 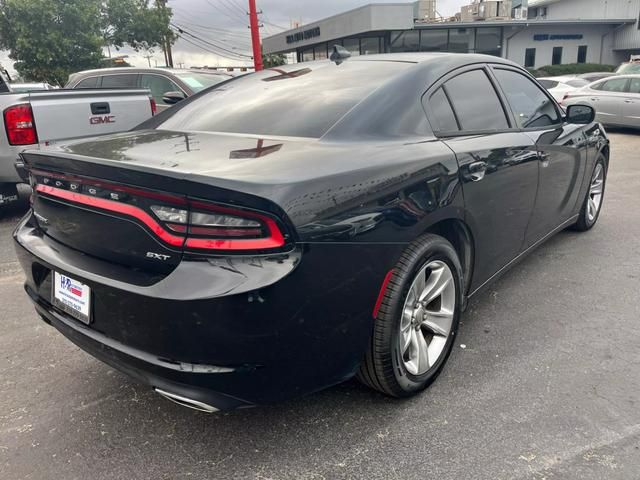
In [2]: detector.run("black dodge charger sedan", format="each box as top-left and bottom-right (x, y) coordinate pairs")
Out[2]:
(14, 53), (608, 412)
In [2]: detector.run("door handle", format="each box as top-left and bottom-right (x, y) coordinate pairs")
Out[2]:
(624, 99), (633, 104)
(465, 161), (488, 182)
(538, 153), (551, 162)
(590, 98), (599, 102)
(90, 102), (110, 115)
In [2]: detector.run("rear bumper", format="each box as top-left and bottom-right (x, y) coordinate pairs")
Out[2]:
(14, 211), (405, 409)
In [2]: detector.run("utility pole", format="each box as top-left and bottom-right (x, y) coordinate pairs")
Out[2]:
(248, 0), (263, 71)
(156, 0), (173, 67)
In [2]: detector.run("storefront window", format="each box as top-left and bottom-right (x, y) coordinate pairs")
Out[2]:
(475, 28), (502, 56)
(302, 48), (314, 62)
(390, 30), (420, 52)
(343, 37), (361, 56)
(448, 28), (473, 53)
(314, 43), (328, 60)
(361, 37), (381, 55)
(420, 29), (448, 52)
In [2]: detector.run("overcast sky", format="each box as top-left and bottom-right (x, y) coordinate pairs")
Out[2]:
(1, 0), (467, 79)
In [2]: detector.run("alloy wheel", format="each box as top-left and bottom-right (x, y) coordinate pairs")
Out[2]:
(587, 163), (604, 223)
(400, 260), (456, 376)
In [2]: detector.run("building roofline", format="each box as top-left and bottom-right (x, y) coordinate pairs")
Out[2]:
(413, 18), (637, 29)
(263, 2), (412, 41)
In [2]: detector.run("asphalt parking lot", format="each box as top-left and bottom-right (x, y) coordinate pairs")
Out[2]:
(1, 131), (640, 480)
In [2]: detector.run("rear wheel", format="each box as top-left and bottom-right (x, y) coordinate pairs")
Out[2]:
(573, 155), (606, 232)
(358, 234), (462, 397)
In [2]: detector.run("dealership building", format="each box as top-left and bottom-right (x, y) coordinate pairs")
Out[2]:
(263, 0), (640, 69)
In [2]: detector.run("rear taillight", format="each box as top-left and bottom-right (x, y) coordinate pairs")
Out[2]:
(32, 169), (288, 253)
(150, 98), (157, 116)
(4, 104), (38, 145)
(151, 201), (286, 251)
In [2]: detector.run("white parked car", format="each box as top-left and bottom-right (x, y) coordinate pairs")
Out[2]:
(537, 76), (590, 103)
(561, 74), (640, 128)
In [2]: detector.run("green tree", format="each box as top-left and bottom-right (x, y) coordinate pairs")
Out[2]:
(263, 52), (286, 69)
(0, 0), (104, 86)
(0, 0), (174, 85)
(102, 0), (175, 53)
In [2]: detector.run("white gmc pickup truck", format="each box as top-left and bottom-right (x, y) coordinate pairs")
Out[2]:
(0, 72), (155, 207)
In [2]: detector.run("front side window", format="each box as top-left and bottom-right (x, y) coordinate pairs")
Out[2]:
(140, 74), (180, 103)
(443, 69), (509, 131)
(493, 68), (561, 129)
(594, 78), (629, 92)
(629, 78), (640, 94)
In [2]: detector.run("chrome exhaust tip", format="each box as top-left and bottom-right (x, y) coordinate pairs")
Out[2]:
(154, 388), (220, 413)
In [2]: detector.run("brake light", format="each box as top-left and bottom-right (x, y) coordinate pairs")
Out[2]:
(151, 201), (286, 251)
(32, 169), (288, 253)
(150, 98), (157, 116)
(4, 104), (38, 145)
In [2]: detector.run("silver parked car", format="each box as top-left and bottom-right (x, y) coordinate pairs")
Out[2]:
(561, 74), (640, 128)
(66, 67), (234, 112)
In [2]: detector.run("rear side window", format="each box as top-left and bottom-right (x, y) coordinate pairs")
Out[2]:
(593, 78), (629, 92)
(443, 69), (509, 131)
(101, 74), (138, 88)
(629, 78), (640, 94)
(427, 88), (459, 132)
(493, 69), (561, 128)
(75, 77), (99, 88)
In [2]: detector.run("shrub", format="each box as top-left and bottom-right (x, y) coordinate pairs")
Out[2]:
(531, 63), (616, 77)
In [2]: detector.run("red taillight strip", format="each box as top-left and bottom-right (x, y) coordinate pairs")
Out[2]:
(31, 169), (187, 206)
(36, 184), (185, 247)
(373, 269), (395, 319)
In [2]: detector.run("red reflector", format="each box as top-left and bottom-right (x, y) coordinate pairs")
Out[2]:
(4, 104), (38, 145)
(150, 98), (157, 116)
(373, 270), (395, 319)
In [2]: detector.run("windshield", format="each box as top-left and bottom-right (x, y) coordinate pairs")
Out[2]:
(174, 72), (230, 92)
(158, 61), (413, 138)
(616, 63), (640, 74)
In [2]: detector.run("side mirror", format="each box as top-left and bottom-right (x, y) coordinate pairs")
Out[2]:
(162, 91), (187, 105)
(566, 104), (595, 124)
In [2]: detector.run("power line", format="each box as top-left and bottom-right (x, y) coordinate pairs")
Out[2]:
(171, 23), (253, 58)
(203, 0), (246, 25)
(173, 16), (252, 43)
(174, 32), (251, 61)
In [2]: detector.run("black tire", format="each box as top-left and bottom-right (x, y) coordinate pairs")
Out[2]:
(357, 234), (463, 397)
(572, 154), (607, 232)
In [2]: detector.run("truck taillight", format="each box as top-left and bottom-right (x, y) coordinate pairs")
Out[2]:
(4, 104), (38, 145)
(150, 98), (157, 116)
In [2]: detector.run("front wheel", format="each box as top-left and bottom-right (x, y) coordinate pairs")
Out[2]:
(573, 155), (606, 232)
(357, 234), (462, 397)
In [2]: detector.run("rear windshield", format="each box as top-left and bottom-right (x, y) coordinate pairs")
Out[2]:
(565, 79), (588, 88)
(157, 61), (413, 138)
(174, 72), (230, 92)
(616, 63), (640, 74)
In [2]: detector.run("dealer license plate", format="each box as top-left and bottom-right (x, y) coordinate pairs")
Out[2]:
(52, 272), (91, 324)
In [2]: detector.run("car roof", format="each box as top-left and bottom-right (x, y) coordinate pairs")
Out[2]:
(537, 76), (581, 82)
(67, 67), (233, 85)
